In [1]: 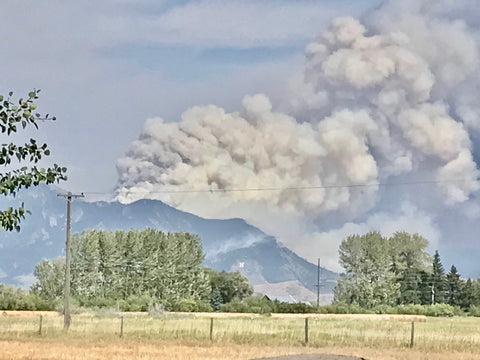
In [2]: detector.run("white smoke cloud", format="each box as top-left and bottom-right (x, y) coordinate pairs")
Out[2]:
(117, 95), (381, 217)
(116, 0), (480, 270)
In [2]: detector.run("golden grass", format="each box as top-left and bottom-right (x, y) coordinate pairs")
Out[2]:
(1, 339), (480, 360)
(0, 313), (479, 359)
(1, 310), (58, 317)
(0, 310), (427, 321)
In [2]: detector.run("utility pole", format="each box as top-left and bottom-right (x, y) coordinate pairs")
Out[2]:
(316, 258), (321, 307)
(58, 192), (84, 329)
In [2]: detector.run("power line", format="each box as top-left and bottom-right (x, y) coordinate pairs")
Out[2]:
(81, 178), (472, 196)
(57, 192), (85, 330)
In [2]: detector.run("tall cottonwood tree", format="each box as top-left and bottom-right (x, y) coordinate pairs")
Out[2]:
(33, 229), (211, 306)
(334, 231), (400, 308)
(334, 231), (433, 307)
(0, 90), (66, 231)
(31, 257), (65, 301)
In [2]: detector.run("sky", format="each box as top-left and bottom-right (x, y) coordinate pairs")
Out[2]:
(0, 0), (377, 194)
(2, 0), (480, 277)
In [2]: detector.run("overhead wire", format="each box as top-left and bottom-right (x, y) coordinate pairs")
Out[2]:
(81, 178), (472, 196)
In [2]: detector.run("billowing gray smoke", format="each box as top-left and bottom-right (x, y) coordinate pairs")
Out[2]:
(116, 0), (480, 272)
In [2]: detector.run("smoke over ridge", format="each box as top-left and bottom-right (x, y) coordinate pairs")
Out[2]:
(116, 0), (480, 272)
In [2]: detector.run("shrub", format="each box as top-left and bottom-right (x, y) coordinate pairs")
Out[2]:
(220, 298), (250, 313)
(171, 299), (213, 312)
(468, 305), (480, 317)
(221, 297), (274, 314)
(273, 302), (316, 313)
(320, 303), (371, 314)
(320, 302), (464, 317)
(117, 294), (155, 312)
(423, 303), (458, 317)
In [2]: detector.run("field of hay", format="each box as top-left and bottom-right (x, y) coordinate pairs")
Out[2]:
(0, 311), (479, 360)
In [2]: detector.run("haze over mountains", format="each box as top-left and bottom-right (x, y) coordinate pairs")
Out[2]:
(0, 186), (337, 303)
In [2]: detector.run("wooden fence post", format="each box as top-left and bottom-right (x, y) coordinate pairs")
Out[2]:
(304, 318), (309, 345)
(410, 321), (415, 348)
(38, 315), (43, 335)
(209, 318), (214, 341)
(120, 316), (124, 338)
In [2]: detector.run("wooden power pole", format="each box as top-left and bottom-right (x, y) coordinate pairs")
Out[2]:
(57, 192), (84, 329)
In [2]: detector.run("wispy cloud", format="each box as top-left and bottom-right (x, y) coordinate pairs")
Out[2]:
(100, 0), (372, 48)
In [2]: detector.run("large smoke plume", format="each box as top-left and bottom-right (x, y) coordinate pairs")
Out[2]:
(116, 0), (480, 272)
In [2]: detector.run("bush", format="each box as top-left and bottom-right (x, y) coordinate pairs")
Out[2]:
(468, 305), (480, 317)
(221, 297), (274, 314)
(171, 299), (213, 312)
(220, 298), (250, 313)
(25, 292), (57, 311)
(319, 302), (464, 317)
(273, 301), (317, 313)
(126, 294), (156, 311)
(0, 285), (57, 310)
(423, 304), (459, 317)
(75, 296), (117, 309)
(320, 303), (371, 314)
(393, 304), (425, 315)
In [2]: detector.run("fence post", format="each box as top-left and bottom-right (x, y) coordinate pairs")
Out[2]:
(209, 318), (214, 341)
(38, 315), (43, 335)
(120, 316), (124, 338)
(304, 318), (309, 345)
(410, 321), (415, 348)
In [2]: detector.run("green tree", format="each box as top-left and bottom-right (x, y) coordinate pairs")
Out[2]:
(446, 265), (463, 306)
(432, 251), (446, 304)
(0, 90), (67, 231)
(210, 287), (223, 311)
(205, 269), (253, 305)
(389, 232), (431, 275)
(0, 284), (27, 309)
(31, 257), (65, 301)
(417, 270), (434, 305)
(388, 232), (431, 305)
(458, 278), (480, 309)
(334, 232), (400, 308)
(398, 267), (422, 304)
(36, 229), (211, 308)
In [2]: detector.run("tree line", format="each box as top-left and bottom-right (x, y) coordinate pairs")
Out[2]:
(1, 229), (252, 312)
(2, 229), (480, 315)
(333, 231), (480, 311)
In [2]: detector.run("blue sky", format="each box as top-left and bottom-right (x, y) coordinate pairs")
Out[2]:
(0, 0), (380, 194)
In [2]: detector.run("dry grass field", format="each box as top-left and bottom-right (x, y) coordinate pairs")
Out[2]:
(0, 311), (479, 360)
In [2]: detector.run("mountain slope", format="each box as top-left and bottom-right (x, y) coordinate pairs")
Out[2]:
(0, 186), (338, 296)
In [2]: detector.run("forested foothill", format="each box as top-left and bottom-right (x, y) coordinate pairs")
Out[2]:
(1, 229), (480, 316)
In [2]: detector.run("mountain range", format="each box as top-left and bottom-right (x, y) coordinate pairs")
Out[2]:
(0, 185), (339, 303)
